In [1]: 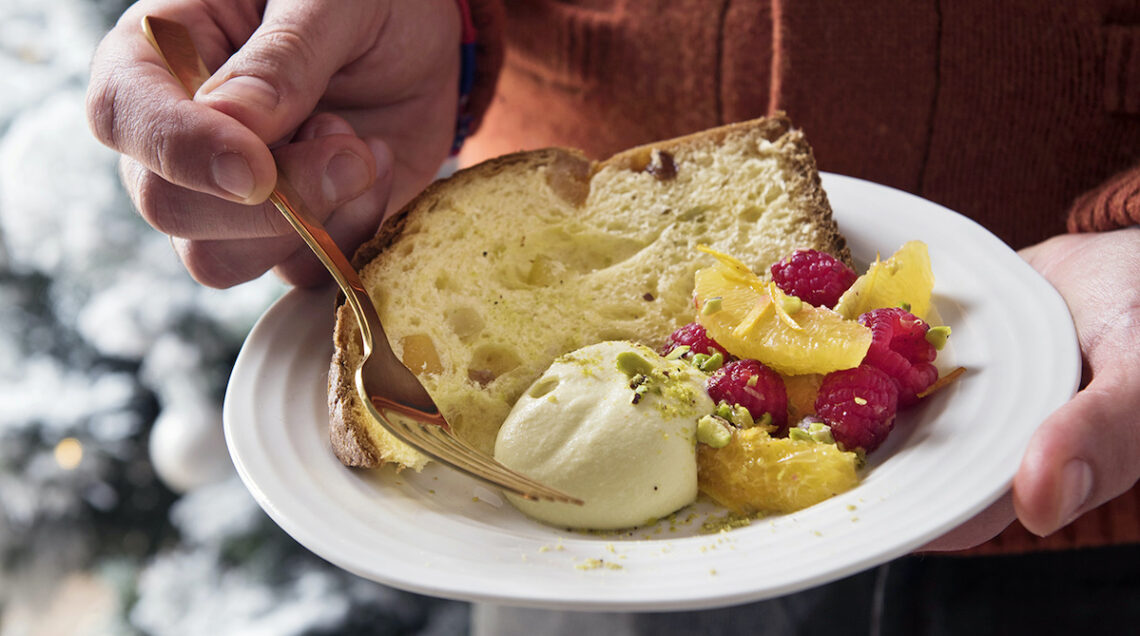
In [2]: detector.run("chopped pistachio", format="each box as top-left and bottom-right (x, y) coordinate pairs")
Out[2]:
(701, 296), (723, 315)
(746, 375), (759, 388)
(789, 427), (812, 442)
(629, 373), (659, 403)
(715, 401), (735, 421)
(854, 396), (867, 406)
(630, 377), (652, 404)
(691, 353), (711, 369)
(926, 325), (951, 350)
(629, 374), (651, 404)
(616, 350), (655, 377)
(697, 415), (733, 448)
(755, 412), (773, 430)
(812, 430), (834, 444)
(808, 422), (835, 444)
(790, 420), (834, 444)
(780, 294), (803, 315)
(664, 345), (691, 361)
(898, 302), (912, 312)
(697, 351), (724, 372)
(732, 404), (755, 428)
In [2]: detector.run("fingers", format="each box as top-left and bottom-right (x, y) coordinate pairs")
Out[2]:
(169, 131), (393, 288)
(125, 114), (377, 239)
(87, 3), (278, 203)
(87, 0), (390, 206)
(172, 183), (389, 288)
(273, 144), (394, 287)
(919, 492), (1015, 552)
(195, 0), (388, 145)
(1013, 371), (1140, 536)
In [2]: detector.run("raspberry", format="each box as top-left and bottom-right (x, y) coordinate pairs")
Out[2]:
(706, 359), (789, 432)
(858, 307), (938, 406)
(660, 322), (731, 359)
(814, 365), (899, 453)
(770, 249), (858, 308)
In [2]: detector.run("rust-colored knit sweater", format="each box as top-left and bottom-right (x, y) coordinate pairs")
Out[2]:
(461, 0), (1140, 554)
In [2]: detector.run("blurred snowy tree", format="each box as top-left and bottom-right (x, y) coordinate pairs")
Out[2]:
(0, 2), (469, 634)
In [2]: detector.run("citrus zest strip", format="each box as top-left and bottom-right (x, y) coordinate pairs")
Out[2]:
(698, 244), (768, 294)
(733, 295), (772, 337)
(768, 282), (804, 331)
(916, 366), (967, 399)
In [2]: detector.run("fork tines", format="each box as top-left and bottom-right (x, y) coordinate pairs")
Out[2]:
(387, 414), (583, 505)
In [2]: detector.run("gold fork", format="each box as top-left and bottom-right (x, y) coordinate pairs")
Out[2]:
(142, 16), (581, 504)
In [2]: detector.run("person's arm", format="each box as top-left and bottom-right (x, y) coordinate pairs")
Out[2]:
(1067, 166), (1140, 233)
(87, 0), (504, 287)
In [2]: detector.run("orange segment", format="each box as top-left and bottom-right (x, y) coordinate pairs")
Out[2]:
(783, 373), (824, 423)
(835, 240), (935, 321)
(697, 427), (859, 514)
(694, 248), (871, 376)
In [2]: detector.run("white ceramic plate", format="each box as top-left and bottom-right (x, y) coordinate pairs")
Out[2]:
(224, 173), (1079, 611)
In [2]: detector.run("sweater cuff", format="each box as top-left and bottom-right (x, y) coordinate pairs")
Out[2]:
(1067, 166), (1140, 232)
(455, 0), (505, 149)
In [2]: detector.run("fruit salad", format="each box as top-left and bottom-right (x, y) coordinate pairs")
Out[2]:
(495, 241), (960, 528)
(680, 241), (959, 515)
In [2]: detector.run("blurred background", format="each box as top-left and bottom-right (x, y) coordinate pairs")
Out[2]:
(0, 1), (467, 633)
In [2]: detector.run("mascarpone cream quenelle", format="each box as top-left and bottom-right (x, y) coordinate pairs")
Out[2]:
(494, 341), (714, 529)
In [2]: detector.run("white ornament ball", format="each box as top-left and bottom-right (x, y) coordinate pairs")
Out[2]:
(148, 402), (233, 494)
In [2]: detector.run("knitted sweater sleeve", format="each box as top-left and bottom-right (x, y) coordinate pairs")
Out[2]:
(1067, 166), (1140, 232)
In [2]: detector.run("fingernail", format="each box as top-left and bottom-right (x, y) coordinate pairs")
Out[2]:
(367, 139), (392, 180)
(310, 118), (355, 139)
(210, 152), (255, 199)
(1058, 459), (1093, 527)
(204, 75), (280, 111)
(323, 151), (371, 203)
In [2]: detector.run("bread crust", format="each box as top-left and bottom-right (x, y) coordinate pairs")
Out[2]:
(329, 113), (847, 469)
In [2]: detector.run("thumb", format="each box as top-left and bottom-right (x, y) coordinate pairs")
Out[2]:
(196, 1), (388, 145)
(1013, 371), (1140, 536)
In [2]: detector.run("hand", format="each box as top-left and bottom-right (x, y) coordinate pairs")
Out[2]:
(86, 0), (461, 287)
(925, 227), (1140, 550)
